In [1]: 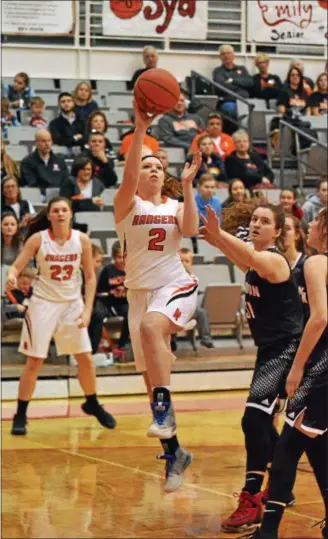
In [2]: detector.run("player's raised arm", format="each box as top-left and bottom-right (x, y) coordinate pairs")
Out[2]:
(114, 100), (157, 223)
(177, 151), (202, 238)
(6, 234), (41, 290)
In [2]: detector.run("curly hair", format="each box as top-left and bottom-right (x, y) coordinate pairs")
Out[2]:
(162, 172), (183, 199)
(317, 206), (328, 242)
(222, 198), (262, 236)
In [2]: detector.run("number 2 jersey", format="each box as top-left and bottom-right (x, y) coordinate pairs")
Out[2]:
(116, 195), (194, 290)
(33, 229), (82, 302)
(245, 247), (303, 348)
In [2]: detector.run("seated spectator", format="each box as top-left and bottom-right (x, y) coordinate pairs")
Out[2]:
(252, 53), (282, 101)
(97, 241), (130, 358)
(187, 135), (228, 186)
(154, 148), (179, 180)
(277, 66), (310, 116)
(60, 156), (104, 212)
(20, 129), (69, 194)
(309, 72), (328, 116)
(158, 92), (203, 151)
(189, 113), (235, 160)
(288, 59), (314, 95)
(49, 92), (85, 148)
(85, 110), (113, 151)
(72, 81), (98, 120)
(127, 46), (158, 90)
(179, 248), (214, 348)
(212, 44), (253, 118)
(1, 98), (20, 136)
(29, 97), (48, 128)
(82, 131), (117, 187)
(5, 266), (35, 320)
(1, 212), (23, 266)
(118, 127), (159, 161)
(225, 129), (274, 189)
(195, 173), (222, 225)
(1, 175), (35, 228)
(302, 177), (327, 223)
(1, 139), (20, 180)
(222, 178), (248, 209)
(3, 72), (36, 110)
(279, 188), (304, 220)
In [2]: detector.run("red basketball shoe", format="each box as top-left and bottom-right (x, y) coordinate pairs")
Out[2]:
(222, 490), (263, 533)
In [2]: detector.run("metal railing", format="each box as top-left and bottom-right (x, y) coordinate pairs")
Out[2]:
(279, 119), (328, 189)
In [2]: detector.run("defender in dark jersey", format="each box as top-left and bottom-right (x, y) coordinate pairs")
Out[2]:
(200, 204), (303, 533)
(242, 208), (328, 539)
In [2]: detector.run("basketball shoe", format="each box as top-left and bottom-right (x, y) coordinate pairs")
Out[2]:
(147, 401), (177, 439)
(222, 490), (263, 533)
(11, 414), (27, 435)
(157, 447), (193, 492)
(81, 402), (116, 429)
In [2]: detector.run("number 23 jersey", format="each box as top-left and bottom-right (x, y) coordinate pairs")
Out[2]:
(116, 195), (192, 290)
(33, 229), (82, 302)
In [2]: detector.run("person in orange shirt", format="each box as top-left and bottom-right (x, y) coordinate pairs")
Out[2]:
(189, 113), (235, 160)
(118, 129), (159, 161)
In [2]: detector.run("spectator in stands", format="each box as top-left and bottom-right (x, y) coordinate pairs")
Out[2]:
(222, 178), (248, 209)
(97, 241), (130, 358)
(158, 92), (203, 151)
(189, 113), (235, 160)
(1, 175), (35, 228)
(29, 97), (48, 128)
(1, 98), (20, 137)
(187, 134), (228, 186)
(127, 46), (158, 90)
(288, 59), (314, 94)
(309, 72), (328, 116)
(1, 139), (20, 180)
(179, 248), (214, 348)
(225, 129), (274, 189)
(85, 111), (113, 151)
(118, 127), (159, 161)
(20, 129), (69, 194)
(49, 92), (85, 148)
(72, 81), (99, 120)
(82, 131), (117, 187)
(212, 45), (253, 118)
(60, 156), (104, 212)
(277, 66), (310, 116)
(302, 177), (327, 223)
(195, 173), (222, 225)
(154, 148), (178, 180)
(252, 53), (282, 101)
(1, 212), (23, 266)
(279, 188), (304, 220)
(3, 72), (36, 109)
(5, 266), (35, 320)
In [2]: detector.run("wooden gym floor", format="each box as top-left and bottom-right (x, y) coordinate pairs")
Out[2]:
(2, 391), (324, 538)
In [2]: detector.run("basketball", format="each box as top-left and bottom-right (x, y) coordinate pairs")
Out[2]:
(109, 0), (143, 19)
(318, 0), (328, 8)
(134, 68), (180, 115)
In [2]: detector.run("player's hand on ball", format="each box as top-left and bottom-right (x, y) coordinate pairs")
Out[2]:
(6, 274), (17, 291)
(133, 99), (157, 131)
(286, 364), (304, 399)
(76, 309), (91, 329)
(181, 151), (202, 185)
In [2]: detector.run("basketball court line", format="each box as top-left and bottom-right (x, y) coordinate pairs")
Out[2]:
(29, 438), (320, 523)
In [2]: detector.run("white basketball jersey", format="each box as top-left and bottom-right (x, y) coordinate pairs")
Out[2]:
(33, 229), (82, 302)
(116, 195), (192, 290)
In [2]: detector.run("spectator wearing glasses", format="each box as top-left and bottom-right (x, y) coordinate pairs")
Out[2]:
(72, 81), (99, 120)
(288, 59), (314, 95)
(189, 113), (235, 160)
(60, 156), (105, 213)
(49, 92), (85, 148)
(251, 53), (282, 102)
(309, 72), (328, 116)
(277, 66), (310, 116)
(127, 46), (159, 90)
(82, 131), (117, 188)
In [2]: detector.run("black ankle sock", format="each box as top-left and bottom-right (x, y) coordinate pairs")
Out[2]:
(261, 502), (285, 534)
(153, 387), (171, 404)
(86, 394), (99, 408)
(17, 399), (29, 418)
(160, 435), (179, 455)
(243, 472), (264, 495)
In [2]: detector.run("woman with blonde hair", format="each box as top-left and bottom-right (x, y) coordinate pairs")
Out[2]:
(72, 81), (98, 119)
(309, 72), (328, 116)
(252, 53), (282, 101)
(1, 139), (20, 180)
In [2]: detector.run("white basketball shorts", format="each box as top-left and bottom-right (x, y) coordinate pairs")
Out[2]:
(19, 295), (92, 358)
(127, 276), (198, 372)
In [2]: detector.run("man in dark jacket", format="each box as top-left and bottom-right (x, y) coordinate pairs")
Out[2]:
(49, 92), (85, 148)
(82, 131), (117, 188)
(20, 129), (69, 194)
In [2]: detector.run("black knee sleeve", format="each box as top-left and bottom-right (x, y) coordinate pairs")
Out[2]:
(269, 424), (307, 503)
(242, 407), (275, 472)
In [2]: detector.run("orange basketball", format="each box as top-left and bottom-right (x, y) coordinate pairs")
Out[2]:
(109, 0), (143, 19)
(318, 0), (328, 8)
(134, 68), (180, 115)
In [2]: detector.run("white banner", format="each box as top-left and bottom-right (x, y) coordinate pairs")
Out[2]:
(102, 0), (208, 39)
(247, 0), (328, 45)
(2, 0), (75, 36)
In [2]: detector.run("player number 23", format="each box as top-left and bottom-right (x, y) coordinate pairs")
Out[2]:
(148, 228), (166, 251)
(50, 264), (74, 281)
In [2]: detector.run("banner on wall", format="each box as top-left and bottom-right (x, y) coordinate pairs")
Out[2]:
(247, 0), (328, 45)
(2, 0), (75, 36)
(102, 0), (208, 39)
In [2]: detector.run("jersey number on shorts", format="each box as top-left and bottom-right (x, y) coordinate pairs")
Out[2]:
(50, 264), (74, 281)
(245, 301), (256, 319)
(148, 228), (166, 251)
